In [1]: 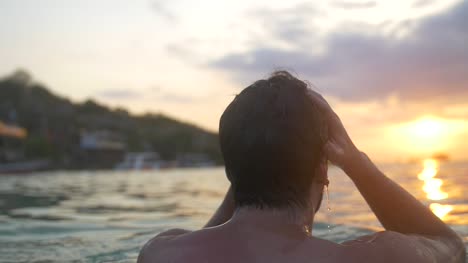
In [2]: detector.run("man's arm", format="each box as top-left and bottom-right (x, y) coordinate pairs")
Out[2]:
(308, 90), (465, 262)
(144, 186), (234, 238)
(341, 152), (465, 262)
(344, 152), (461, 241)
(138, 186), (235, 262)
(204, 186), (235, 227)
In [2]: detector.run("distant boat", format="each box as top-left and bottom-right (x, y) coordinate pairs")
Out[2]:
(431, 153), (450, 162)
(115, 152), (165, 170)
(407, 153), (451, 164)
(0, 160), (50, 174)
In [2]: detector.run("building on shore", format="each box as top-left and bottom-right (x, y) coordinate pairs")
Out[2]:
(79, 130), (126, 169)
(0, 121), (49, 173)
(0, 121), (27, 162)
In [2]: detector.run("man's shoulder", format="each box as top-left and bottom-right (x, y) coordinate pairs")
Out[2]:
(143, 228), (194, 248)
(137, 228), (193, 263)
(340, 231), (459, 263)
(154, 228), (192, 238)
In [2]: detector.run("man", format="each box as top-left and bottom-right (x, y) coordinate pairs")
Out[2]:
(138, 71), (465, 262)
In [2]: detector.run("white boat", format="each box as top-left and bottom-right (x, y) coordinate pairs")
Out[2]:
(115, 152), (162, 170)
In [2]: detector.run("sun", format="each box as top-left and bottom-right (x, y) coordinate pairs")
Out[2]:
(388, 116), (451, 155)
(408, 117), (445, 139)
(385, 115), (468, 159)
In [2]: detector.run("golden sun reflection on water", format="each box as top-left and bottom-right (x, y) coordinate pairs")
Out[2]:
(418, 159), (453, 220)
(429, 203), (453, 219)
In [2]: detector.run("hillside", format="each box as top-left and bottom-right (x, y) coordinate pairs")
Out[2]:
(0, 70), (222, 169)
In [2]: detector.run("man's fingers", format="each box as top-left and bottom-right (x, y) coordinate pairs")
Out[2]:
(308, 89), (350, 148)
(307, 89), (332, 113)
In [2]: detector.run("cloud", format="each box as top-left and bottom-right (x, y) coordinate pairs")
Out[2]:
(150, 0), (177, 22)
(96, 88), (142, 99)
(150, 86), (200, 104)
(331, 1), (377, 9)
(246, 3), (323, 45)
(412, 0), (438, 8)
(209, 0), (468, 104)
(159, 93), (195, 103)
(95, 86), (194, 104)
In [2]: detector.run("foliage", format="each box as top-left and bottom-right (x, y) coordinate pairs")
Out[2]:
(0, 70), (222, 168)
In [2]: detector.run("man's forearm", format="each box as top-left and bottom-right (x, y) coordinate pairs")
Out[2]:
(345, 152), (459, 239)
(204, 186), (235, 228)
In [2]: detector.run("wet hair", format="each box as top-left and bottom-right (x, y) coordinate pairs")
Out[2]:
(219, 71), (327, 209)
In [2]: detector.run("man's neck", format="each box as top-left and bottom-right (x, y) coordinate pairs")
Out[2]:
(228, 206), (315, 237)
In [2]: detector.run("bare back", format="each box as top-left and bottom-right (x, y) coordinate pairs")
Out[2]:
(138, 223), (457, 263)
(139, 226), (342, 263)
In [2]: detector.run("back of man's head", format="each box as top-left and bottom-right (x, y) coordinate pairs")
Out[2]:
(219, 71), (327, 209)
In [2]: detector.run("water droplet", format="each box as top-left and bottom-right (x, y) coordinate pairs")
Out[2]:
(325, 185), (332, 232)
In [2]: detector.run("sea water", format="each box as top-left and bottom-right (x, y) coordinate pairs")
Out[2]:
(0, 162), (467, 262)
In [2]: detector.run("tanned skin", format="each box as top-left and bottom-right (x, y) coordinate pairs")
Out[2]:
(138, 90), (465, 263)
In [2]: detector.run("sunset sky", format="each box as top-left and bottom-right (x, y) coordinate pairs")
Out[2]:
(1, 0), (467, 162)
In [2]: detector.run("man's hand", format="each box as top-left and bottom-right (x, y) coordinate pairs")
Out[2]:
(308, 89), (465, 262)
(307, 90), (360, 170)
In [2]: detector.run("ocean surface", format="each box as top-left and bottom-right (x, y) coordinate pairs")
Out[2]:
(0, 160), (467, 262)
